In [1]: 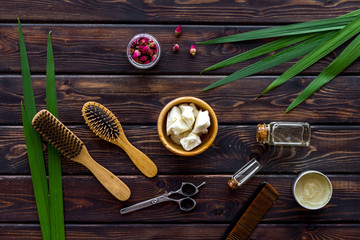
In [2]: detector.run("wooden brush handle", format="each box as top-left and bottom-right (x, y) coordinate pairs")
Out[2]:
(73, 146), (131, 201)
(115, 138), (158, 178)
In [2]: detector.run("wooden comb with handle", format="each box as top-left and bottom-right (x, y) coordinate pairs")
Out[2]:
(32, 109), (131, 201)
(82, 101), (158, 178)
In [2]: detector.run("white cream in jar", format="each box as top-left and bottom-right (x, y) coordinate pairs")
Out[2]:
(293, 171), (332, 210)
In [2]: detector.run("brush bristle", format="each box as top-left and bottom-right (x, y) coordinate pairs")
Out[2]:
(82, 102), (120, 141)
(32, 109), (84, 159)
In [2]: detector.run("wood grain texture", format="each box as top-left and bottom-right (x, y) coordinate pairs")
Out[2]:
(1, 125), (360, 175)
(1, 1), (360, 238)
(0, 224), (360, 240)
(1, 24), (360, 74)
(0, 175), (359, 223)
(0, 0), (359, 23)
(1, 75), (359, 125)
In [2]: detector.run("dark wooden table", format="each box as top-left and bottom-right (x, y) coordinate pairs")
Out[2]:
(1, 1), (360, 239)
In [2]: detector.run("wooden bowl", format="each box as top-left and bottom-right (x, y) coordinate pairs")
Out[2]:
(157, 96), (218, 156)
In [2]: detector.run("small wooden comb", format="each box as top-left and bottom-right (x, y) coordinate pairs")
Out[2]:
(221, 182), (279, 240)
(32, 109), (131, 201)
(82, 101), (158, 178)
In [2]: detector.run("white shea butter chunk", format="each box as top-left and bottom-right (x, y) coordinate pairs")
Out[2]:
(167, 106), (181, 126)
(166, 106), (182, 135)
(179, 104), (195, 128)
(189, 103), (199, 118)
(192, 110), (211, 135)
(170, 131), (191, 145)
(180, 132), (202, 151)
(166, 104), (211, 151)
(168, 118), (191, 136)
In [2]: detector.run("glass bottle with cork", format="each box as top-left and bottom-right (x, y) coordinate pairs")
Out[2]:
(228, 158), (261, 190)
(256, 122), (311, 146)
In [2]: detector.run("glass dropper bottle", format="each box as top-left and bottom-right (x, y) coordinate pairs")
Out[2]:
(228, 158), (261, 190)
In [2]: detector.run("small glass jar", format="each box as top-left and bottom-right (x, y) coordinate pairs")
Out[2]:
(228, 158), (261, 190)
(256, 122), (310, 146)
(127, 33), (161, 69)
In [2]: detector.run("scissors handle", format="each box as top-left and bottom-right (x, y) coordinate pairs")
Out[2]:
(120, 182), (206, 214)
(120, 195), (170, 214)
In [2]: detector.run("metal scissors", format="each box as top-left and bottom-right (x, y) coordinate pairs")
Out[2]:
(120, 181), (206, 214)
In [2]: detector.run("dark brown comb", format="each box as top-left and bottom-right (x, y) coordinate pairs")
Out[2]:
(31, 109), (131, 201)
(221, 182), (279, 240)
(32, 109), (84, 159)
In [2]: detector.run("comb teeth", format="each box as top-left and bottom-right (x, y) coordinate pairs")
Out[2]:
(82, 102), (120, 141)
(227, 234), (241, 240)
(223, 183), (279, 240)
(32, 110), (84, 159)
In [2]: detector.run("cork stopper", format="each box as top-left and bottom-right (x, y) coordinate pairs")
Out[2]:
(256, 124), (268, 143)
(228, 178), (239, 190)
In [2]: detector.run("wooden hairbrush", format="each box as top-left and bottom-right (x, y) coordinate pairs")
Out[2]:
(82, 101), (158, 178)
(32, 109), (131, 201)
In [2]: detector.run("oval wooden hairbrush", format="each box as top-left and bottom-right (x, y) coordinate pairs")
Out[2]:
(32, 109), (131, 201)
(82, 101), (158, 178)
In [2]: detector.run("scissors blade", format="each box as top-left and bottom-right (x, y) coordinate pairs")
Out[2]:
(120, 195), (169, 214)
(197, 181), (206, 189)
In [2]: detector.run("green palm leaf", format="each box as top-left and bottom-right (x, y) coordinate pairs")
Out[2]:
(286, 33), (360, 112)
(259, 14), (360, 97)
(18, 19), (51, 239)
(198, 14), (360, 44)
(202, 32), (335, 91)
(21, 104), (51, 240)
(46, 31), (65, 240)
(201, 33), (316, 73)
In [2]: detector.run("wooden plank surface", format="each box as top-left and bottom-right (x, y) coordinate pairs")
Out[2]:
(1, 75), (359, 125)
(1, 125), (360, 175)
(2, 24), (360, 75)
(0, 175), (359, 223)
(0, 0), (359, 23)
(1, 224), (360, 240)
(1, 1), (360, 239)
